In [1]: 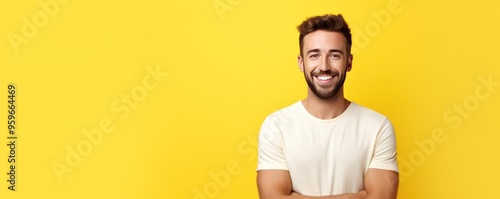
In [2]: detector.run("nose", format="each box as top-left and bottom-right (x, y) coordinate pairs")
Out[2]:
(318, 56), (330, 71)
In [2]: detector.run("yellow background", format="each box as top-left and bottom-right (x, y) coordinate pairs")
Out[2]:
(1, 0), (499, 198)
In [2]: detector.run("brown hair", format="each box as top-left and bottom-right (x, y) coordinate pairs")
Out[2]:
(297, 14), (352, 56)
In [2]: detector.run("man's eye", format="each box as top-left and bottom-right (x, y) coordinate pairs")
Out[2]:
(309, 54), (319, 58)
(330, 54), (341, 58)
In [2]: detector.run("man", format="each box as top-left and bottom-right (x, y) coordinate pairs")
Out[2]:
(256, 14), (399, 199)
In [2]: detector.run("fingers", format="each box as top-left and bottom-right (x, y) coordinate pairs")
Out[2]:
(358, 190), (368, 198)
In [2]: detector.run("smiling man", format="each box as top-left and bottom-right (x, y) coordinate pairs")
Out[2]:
(256, 14), (399, 199)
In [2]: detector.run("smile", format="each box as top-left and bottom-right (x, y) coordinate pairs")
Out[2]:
(317, 75), (333, 81)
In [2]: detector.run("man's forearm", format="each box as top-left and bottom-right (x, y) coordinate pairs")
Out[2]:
(265, 195), (337, 199)
(276, 190), (366, 199)
(264, 194), (358, 199)
(257, 171), (367, 199)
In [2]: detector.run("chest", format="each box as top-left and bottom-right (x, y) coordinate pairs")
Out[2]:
(282, 121), (374, 170)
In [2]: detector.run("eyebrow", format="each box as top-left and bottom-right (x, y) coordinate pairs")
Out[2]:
(306, 49), (344, 55)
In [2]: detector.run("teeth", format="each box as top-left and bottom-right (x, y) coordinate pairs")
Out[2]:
(317, 76), (332, 81)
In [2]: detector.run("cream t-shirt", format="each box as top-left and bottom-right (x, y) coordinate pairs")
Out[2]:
(257, 101), (398, 196)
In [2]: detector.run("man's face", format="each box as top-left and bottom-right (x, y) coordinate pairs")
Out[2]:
(298, 30), (353, 100)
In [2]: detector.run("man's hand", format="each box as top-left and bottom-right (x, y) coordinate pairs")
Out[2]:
(355, 190), (368, 199)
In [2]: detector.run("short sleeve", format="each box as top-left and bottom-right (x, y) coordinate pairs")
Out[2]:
(368, 118), (399, 172)
(256, 116), (289, 171)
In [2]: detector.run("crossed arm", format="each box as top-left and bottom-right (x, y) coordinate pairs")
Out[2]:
(257, 168), (398, 199)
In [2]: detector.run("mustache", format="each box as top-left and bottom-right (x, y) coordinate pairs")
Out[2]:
(310, 70), (339, 76)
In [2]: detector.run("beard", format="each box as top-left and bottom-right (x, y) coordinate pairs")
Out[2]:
(304, 68), (347, 100)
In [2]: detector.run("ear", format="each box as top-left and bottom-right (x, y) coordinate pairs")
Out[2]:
(297, 55), (304, 72)
(346, 54), (353, 72)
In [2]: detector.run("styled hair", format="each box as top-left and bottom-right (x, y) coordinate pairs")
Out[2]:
(297, 14), (352, 56)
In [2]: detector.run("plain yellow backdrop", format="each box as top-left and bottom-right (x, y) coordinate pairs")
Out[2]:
(0, 0), (499, 198)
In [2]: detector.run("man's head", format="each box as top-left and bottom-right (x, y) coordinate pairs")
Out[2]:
(297, 14), (353, 100)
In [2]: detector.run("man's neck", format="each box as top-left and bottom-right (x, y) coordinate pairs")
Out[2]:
(301, 91), (351, 120)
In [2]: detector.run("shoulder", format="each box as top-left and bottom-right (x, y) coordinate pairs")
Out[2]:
(262, 101), (303, 127)
(348, 103), (396, 143)
(349, 102), (392, 127)
(258, 102), (303, 144)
